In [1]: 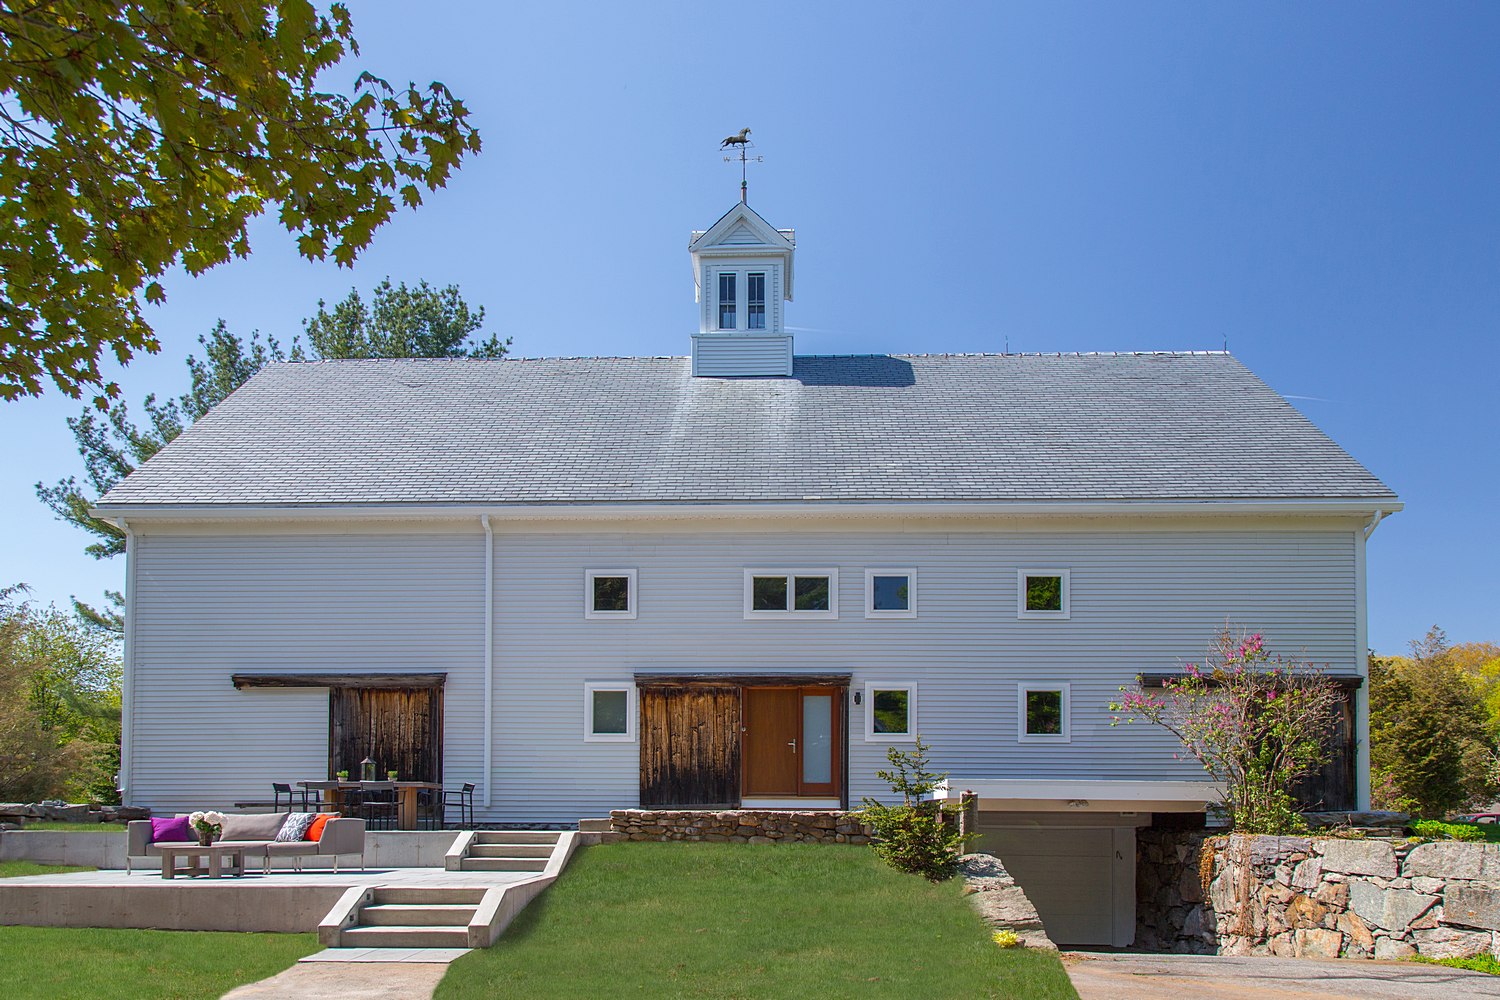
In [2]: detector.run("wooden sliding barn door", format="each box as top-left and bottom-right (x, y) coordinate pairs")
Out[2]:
(639, 685), (740, 807)
(329, 686), (444, 783)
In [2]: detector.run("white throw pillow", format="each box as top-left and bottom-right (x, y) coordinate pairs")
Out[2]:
(275, 812), (318, 842)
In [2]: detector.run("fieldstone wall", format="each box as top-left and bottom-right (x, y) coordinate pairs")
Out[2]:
(1138, 830), (1500, 961)
(609, 809), (871, 844)
(1136, 825), (1215, 952)
(0, 802), (148, 829)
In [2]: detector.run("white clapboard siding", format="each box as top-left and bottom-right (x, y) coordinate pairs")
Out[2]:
(128, 520), (1358, 823)
(129, 531), (485, 814)
(691, 335), (793, 377)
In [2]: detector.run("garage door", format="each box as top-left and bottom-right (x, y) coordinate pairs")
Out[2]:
(978, 825), (1134, 947)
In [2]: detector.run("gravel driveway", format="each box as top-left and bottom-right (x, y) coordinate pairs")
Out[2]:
(1064, 951), (1500, 1000)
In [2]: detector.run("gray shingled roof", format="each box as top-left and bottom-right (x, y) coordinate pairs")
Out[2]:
(97, 353), (1396, 508)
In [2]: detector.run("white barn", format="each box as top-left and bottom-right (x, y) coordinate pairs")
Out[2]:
(94, 199), (1400, 946)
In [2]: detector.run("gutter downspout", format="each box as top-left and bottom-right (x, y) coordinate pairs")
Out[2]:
(1363, 510), (1387, 541)
(481, 515), (494, 811)
(120, 520), (137, 803)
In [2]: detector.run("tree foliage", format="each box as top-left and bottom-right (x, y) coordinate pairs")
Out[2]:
(0, 585), (122, 802)
(37, 281), (505, 630)
(1111, 626), (1345, 834)
(1369, 626), (1496, 819)
(0, 1), (480, 407)
(858, 737), (976, 881)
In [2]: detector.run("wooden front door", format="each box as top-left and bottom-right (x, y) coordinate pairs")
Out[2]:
(742, 686), (841, 798)
(329, 686), (443, 783)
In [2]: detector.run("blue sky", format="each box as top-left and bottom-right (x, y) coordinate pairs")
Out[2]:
(1, 2), (1495, 653)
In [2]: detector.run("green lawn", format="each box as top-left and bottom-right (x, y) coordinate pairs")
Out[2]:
(7, 821), (128, 831)
(436, 842), (1078, 1000)
(0, 927), (318, 1000)
(0, 861), (93, 878)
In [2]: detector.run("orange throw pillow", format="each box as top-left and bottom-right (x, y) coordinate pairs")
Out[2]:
(305, 813), (338, 842)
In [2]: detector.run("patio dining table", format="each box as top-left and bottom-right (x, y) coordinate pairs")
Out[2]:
(297, 780), (442, 830)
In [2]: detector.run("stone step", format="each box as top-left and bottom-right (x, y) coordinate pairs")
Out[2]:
(474, 830), (559, 845)
(359, 903), (477, 927)
(460, 856), (548, 872)
(341, 925), (470, 949)
(578, 818), (612, 833)
(370, 886), (488, 906)
(470, 843), (553, 858)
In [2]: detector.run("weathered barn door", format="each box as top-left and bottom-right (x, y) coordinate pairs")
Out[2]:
(1291, 683), (1357, 811)
(639, 684), (740, 807)
(329, 686), (444, 783)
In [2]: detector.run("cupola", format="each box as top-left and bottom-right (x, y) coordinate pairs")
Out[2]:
(688, 202), (796, 377)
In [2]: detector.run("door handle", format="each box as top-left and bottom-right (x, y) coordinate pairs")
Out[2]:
(787, 739), (798, 753)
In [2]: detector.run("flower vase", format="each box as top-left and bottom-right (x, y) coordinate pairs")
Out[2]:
(197, 828), (215, 847)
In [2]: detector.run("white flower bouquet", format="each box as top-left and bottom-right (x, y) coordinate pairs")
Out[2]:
(188, 810), (226, 845)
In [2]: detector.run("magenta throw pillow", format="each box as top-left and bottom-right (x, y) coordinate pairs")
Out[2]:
(149, 815), (192, 843)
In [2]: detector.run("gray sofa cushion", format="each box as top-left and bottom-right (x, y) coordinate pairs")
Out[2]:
(265, 841), (320, 856)
(220, 812), (289, 841)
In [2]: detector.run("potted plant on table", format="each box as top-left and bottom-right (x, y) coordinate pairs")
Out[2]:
(336, 770), (350, 781)
(188, 810), (225, 846)
(386, 770), (398, 782)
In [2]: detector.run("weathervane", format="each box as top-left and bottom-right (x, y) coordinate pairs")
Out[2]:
(720, 127), (761, 204)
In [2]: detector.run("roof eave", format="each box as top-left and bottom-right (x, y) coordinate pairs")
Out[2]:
(90, 496), (1404, 527)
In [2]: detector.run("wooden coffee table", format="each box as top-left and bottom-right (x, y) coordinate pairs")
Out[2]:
(153, 840), (266, 879)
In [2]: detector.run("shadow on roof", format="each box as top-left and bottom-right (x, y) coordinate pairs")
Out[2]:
(789, 355), (916, 388)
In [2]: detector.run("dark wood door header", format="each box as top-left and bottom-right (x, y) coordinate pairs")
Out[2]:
(634, 673), (852, 689)
(232, 673), (447, 690)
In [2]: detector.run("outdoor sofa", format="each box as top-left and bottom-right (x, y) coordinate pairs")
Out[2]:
(126, 812), (366, 873)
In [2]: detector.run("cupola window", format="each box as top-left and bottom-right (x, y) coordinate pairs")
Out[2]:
(717, 273), (737, 329)
(747, 273), (766, 329)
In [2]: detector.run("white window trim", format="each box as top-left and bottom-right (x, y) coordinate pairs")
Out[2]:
(743, 568), (839, 620)
(583, 682), (637, 742)
(1017, 568), (1071, 620)
(863, 682), (918, 742)
(584, 568), (637, 620)
(1017, 681), (1071, 743)
(864, 568), (917, 619)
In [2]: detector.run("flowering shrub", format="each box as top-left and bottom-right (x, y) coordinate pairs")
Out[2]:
(992, 930), (1021, 948)
(1110, 626), (1344, 835)
(858, 737), (976, 881)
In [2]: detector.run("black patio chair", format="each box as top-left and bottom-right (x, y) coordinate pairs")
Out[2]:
(442, 782), (476, 828)
(415, 787), (442, 831)
(358, 781), (399, 830)
(272, 782), (308, 813)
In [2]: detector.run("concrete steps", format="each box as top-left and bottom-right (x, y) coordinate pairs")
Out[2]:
(336, 885), (483, 948)
(457, 831), (561, 873)
(340, 924), (470, 949)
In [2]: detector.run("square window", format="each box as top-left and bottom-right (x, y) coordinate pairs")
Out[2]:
(584, 569), (637, 620)
(865, 568), (916, 618)
(1017, 683), (1070, 742)
(593, 576), (629, 613)
(863, 683), (917, 741)
(592, 690), (628, 734)
(1017, 569), (1070, 619)
(584, 683), (635, 742)
(744, 570), (838, 619)
(793, 576), (830, 611)
(752, 575), (788, 611)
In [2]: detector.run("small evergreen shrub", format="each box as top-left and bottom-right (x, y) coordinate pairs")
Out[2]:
(858, 737), (976, 882)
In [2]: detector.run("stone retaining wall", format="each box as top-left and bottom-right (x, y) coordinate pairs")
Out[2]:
(609, 809), (871, 844)
(1138, 829), (1500, 961)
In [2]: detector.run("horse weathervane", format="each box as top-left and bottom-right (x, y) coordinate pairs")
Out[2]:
(720, 127), (762, 204)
